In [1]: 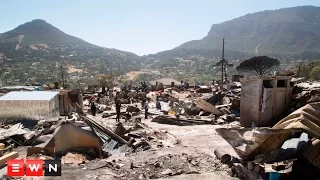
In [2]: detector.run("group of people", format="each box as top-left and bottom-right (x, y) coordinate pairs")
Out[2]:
(180, 80), (190, 89)
(89, 82), (165, 122)
(115, 92), (150, 122)
(90, 90), (151, 123)
(138, 82), (148, 92)
(91, 91), (123, 122)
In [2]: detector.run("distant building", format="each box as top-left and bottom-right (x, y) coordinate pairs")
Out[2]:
(0, 53), (5, 61)
(52, 89), (83, 116)
(232, 75), (244, 82)
(150, 78), (181, 87)
(0, 86), (42, 92)
(0, 91), (60, 120)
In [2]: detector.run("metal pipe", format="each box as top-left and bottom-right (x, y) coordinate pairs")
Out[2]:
(214, 147), (232, 164)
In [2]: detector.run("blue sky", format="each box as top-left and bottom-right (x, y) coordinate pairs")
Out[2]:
(1, 0), (320, 55)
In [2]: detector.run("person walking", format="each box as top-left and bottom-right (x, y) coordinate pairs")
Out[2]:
(144, 99), (149, 119)
(156, 97), (161, 110)
(89, 95), (95, 103)
(90, 102), (97, 116)
(212, 91), (222, 105)
(115, 94), (121, 123)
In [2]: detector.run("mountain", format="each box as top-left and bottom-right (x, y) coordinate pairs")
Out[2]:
(0, 19), (139, 62)
(155, 6), (320, 59)
(0, 19), (142, 86)
(0, 19), (95, 47)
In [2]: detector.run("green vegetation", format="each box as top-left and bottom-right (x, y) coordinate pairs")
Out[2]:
(145, 55), (238, 84)
(96, 73), (116, 88)
(0, 19), (142, 87)
(1, 14), (320, 87)
(294, 61), (320, 80)
(150, 48), (251, 60)
(236, 56), (280, 75)
(310, 66), (320, 80)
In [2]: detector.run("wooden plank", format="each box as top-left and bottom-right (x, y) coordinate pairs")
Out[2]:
(0, 152), (19, 167)
(240, 79), (262, 127)
(215, 103), (232, 108)
(196, 99), (223, 115)
(274, 89), (286, 119)
(81, 115), (128, 145)
(72, 102), (129, 145)
(152, 115), (213, 125)
(259, 88), (274, 126)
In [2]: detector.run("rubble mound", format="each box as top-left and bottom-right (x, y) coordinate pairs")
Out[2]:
(117, 153), (230, 180)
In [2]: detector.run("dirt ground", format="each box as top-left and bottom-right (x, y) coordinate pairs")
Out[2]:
(125, 71), (147, 81)
(1, 114), (237, 180)
(124, 69), (159, 81)
(4, 115), (239, 180)
(67, 65), (83, 73)
(15, 35), (24, 50)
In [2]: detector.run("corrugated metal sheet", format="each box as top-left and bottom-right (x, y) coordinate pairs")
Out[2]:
(0, 91), (58, 101)
(90, 123), (130, 155)
(81, 117), (131, 155)
(216, 102), (320, 163)
(277, 132), (309, 161)
(0, 86), (38, 91)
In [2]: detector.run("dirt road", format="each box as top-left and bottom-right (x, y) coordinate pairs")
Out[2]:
(24, 116), (238, 180)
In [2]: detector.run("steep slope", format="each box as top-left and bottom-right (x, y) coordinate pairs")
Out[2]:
(0, 19), (140, 62)
(0, 19), (143, 85)
(159, 6), (320, 58)
(0, 19), (94, 47)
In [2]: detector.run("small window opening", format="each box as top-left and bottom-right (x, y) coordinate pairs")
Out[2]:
(277, 80), (286, 87)
(263, 80), (273, 88)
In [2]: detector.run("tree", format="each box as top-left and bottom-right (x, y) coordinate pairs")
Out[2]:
(97, 75), (107, 87)
(293, 61), (320, 79)
(236, 56), (280, 75)
(310, 66), (320, 80)
(96, 73), (115, 90)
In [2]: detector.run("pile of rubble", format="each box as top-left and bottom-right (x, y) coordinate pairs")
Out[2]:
(117, 152), (230, 180)
(0, 77), (319, 180)
(292, 82), (320, 107)
(215, 102), (320, 180)
(82, 85), (242, 127)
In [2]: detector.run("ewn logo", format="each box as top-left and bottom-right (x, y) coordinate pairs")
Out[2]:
(7, 159), (61, 176)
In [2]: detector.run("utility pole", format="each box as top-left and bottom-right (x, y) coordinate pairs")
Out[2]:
(221, 38), (225, 84)
(4, 74), (7, 86)
(224, 66), (228, 83)
(61, 65), (64, 89)
(215, 38), (232, 85)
